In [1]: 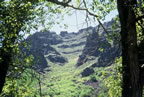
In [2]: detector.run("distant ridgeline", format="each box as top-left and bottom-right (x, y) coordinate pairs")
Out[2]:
(25, 18), (121, 73)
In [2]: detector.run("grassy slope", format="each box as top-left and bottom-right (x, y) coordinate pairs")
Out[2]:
(40, 32), (96, 97)
(34, 31), (115, 97)
(31, 30), (116, 97)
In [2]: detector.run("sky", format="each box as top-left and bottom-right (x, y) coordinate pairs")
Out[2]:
(50, 10), (118, 34)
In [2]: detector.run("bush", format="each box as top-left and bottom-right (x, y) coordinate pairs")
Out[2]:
(90, 75), (98, 82)
(103, 57), (122, 97)
(79, 87), (93, 97)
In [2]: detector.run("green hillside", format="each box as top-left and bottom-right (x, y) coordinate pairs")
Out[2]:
(1, 21), (121, 97)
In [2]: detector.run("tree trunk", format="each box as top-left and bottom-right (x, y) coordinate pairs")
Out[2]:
(0, 49), (12, 93)
(117, 0), (142, 97)
(0, 34), (15, 94)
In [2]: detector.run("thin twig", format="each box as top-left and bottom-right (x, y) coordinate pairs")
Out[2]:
(47, 0), (108, 34)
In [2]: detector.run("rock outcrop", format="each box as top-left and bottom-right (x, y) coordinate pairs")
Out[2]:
(81, 67), (94, 77)
(25, 31), (66, 72)
(76, 19), (121, 68)
(25, 19), (121, 74)
(25, 30), (87, 72)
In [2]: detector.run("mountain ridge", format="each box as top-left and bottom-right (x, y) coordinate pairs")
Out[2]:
(24, 19), (121, 96)
(26, 18), (121, 73)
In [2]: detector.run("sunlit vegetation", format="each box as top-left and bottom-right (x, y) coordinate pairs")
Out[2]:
(0, 0), (144, 97)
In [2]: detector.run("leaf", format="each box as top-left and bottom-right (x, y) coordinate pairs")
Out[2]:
(99, 48), (104, 52)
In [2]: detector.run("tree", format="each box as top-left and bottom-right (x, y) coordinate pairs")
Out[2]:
(1, 0), (144, 96)
(117, 0), (144, 97)
(0, 0), (35, 92)
(0, 0), (45, 93)
(0, 0), (116, 94)
(0, 0), (65, 94)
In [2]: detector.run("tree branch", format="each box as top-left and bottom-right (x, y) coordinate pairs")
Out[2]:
(47, 0), (71, 7)
(47, 0), (108, 34)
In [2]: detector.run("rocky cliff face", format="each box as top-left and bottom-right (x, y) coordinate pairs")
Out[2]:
(76, 19), (121, 76)
(26, 29), (87, 72)
(25, 19), (121, 73)
(25, 31), (67, 72)
(23, 19), (121, 97)
(77, 20), (121, 66)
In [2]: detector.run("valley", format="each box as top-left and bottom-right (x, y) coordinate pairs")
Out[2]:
(26, 19), (121, 97)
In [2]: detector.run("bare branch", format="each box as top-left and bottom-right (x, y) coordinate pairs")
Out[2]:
(47, 0), (108, 34)
(47, 0), (71, 7)
(83, 0), (87, 8)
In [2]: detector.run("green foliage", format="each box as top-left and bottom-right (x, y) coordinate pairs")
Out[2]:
(90, 74), (98, 82)
(0, 0), (123, 97)
(0, 0), (64, 96)
(105, 16), (121, 44)
(1, 45), (39, 96)
(137, 23), (144, 44)
(86, 58), (122, 97)
(103, 57), (122, 97)
(134, 0), (144, 44)
(42, 58), (93, 97)
(90, 0), (116, 20)
(98, 48), (104, 52)
(0, 70), (38, 97)
(79, 86), (93, 97)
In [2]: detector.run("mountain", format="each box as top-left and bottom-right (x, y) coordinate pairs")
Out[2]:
(24, 19), (121, 97)
(25, 31), (67, 72)
(76, 19), (121, 76)
(26, 29), (87, 72)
